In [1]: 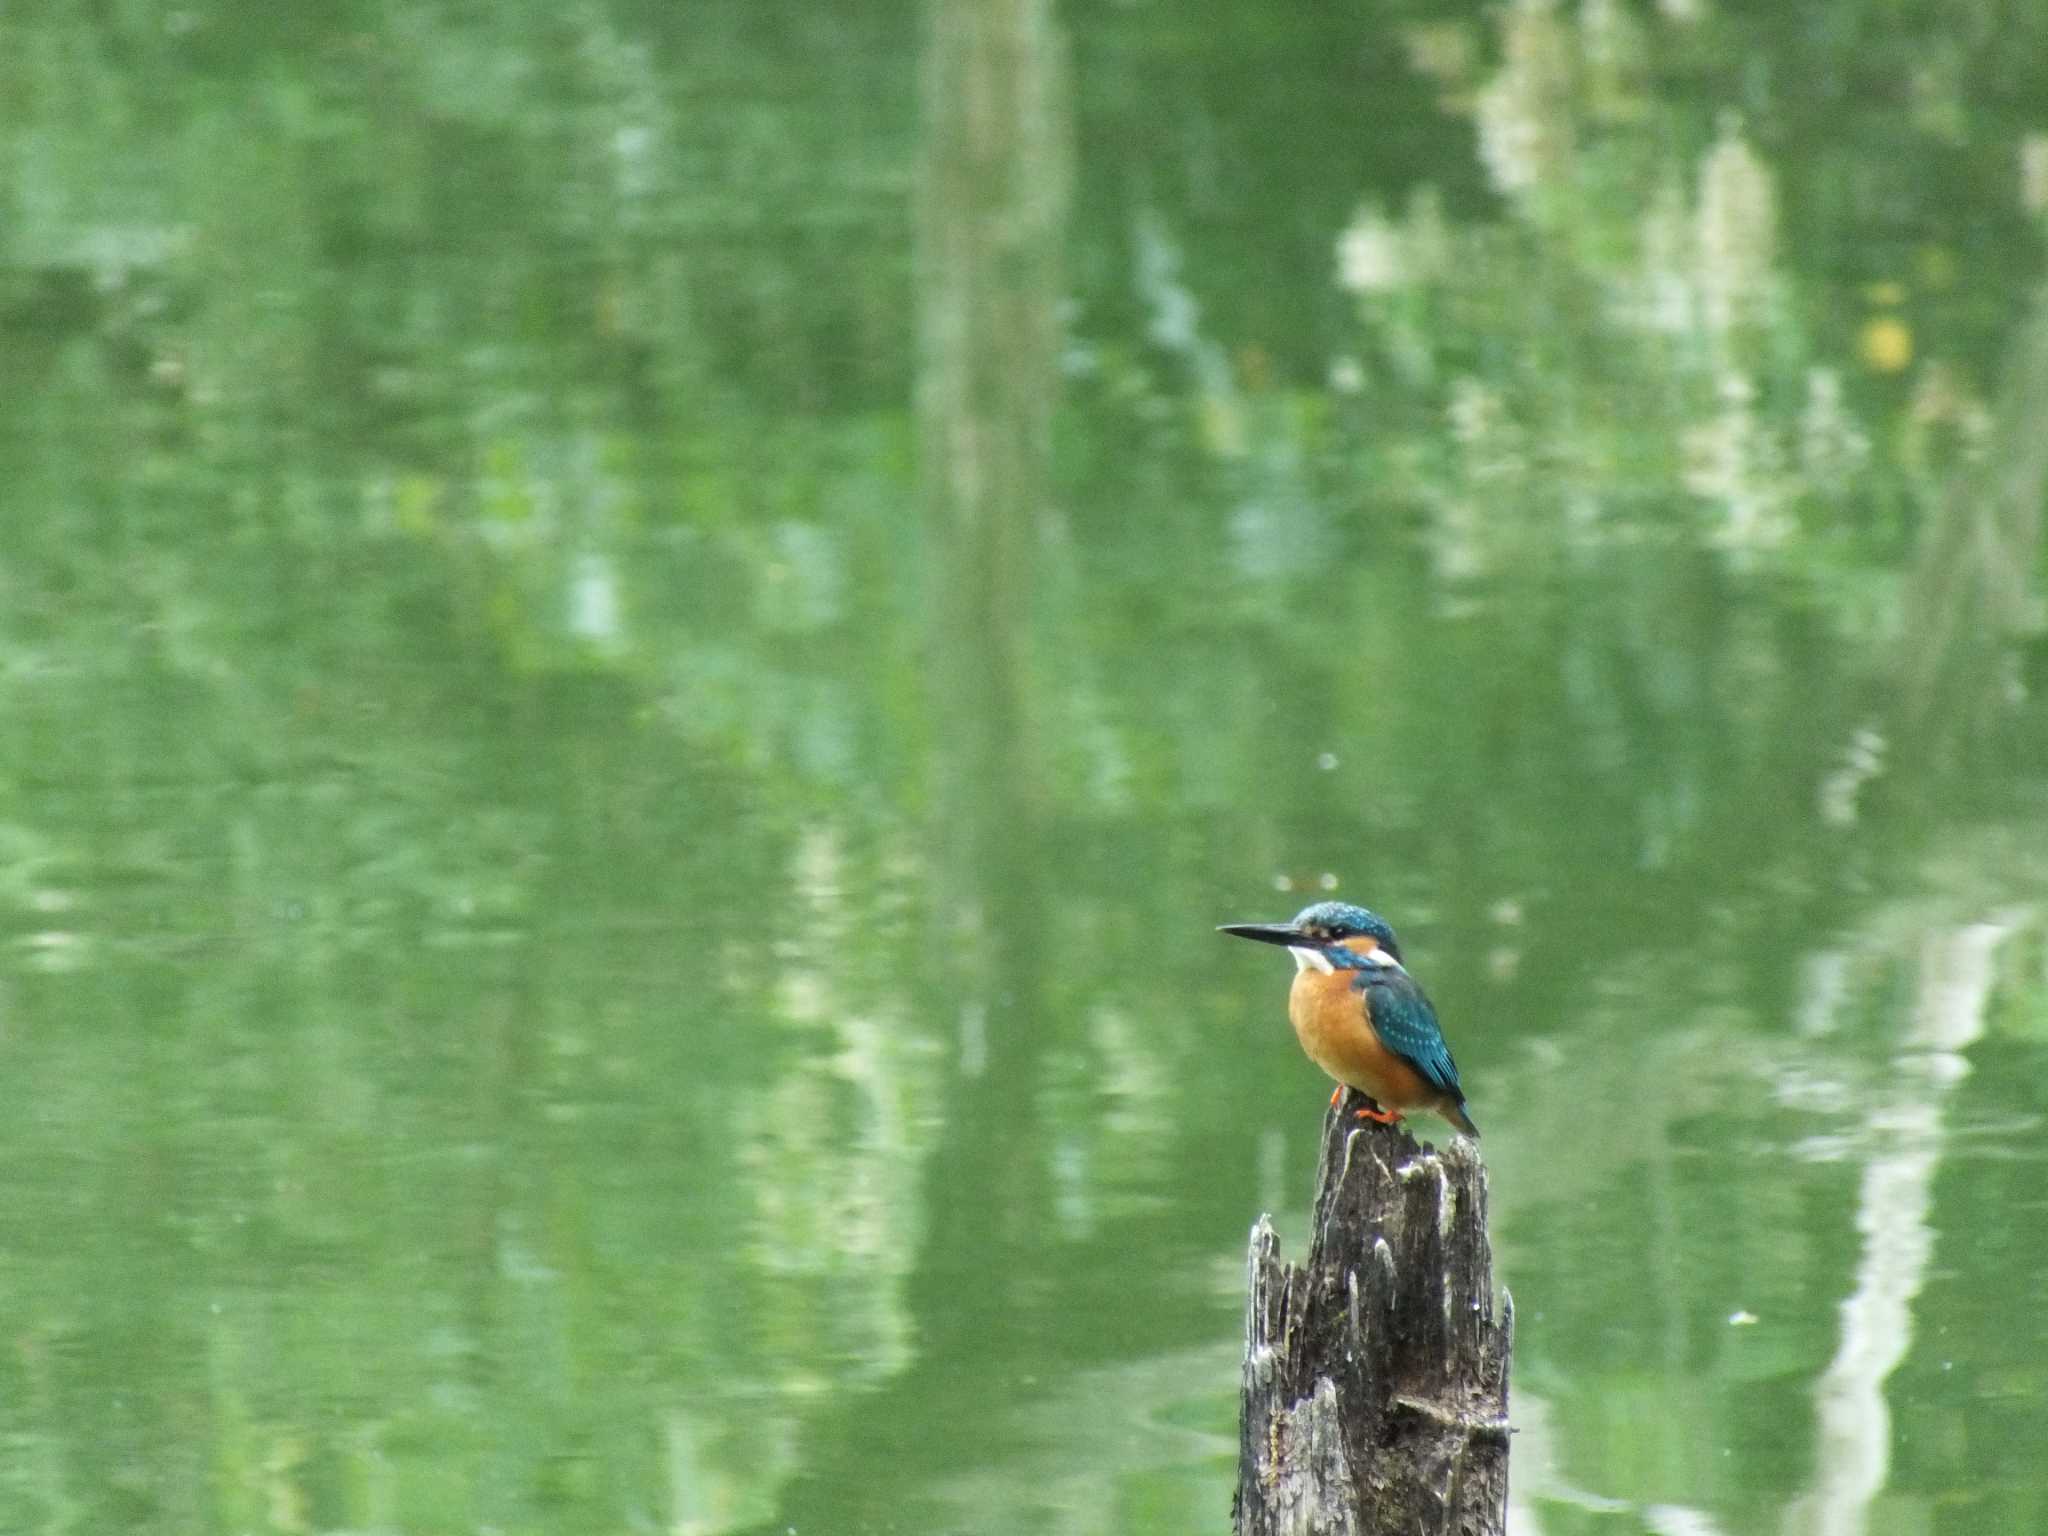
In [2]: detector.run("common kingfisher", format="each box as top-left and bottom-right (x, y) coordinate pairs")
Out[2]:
(1220, 901), (1478, 1138)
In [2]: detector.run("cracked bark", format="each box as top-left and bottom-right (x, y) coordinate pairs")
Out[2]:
(1234, 1093), (1512, 1536)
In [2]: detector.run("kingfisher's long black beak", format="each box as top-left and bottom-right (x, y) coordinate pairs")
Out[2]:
(1218, 922), (1305, 947)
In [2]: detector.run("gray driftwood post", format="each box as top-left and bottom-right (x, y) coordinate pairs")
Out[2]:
(1235, 1093), (1512, 1535)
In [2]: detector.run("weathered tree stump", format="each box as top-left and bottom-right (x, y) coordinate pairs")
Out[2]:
(1235, 1093), (1512, 1536)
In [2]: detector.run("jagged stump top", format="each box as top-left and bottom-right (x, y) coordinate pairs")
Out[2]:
(1234, 1093), (1511, 1536)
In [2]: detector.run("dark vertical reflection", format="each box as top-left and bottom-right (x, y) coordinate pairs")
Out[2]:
(1896, 287), (2048, 761)
(768, 0), (1069, 1526)
(916, 0), (1069, 1233)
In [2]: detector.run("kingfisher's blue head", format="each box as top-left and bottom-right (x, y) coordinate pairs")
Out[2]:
(1217, 901), (1404, 972)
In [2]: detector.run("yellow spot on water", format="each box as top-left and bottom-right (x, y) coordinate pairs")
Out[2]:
(1860, 316), (1913, 374)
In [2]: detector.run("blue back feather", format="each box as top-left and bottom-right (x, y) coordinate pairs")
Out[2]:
(1342, 960), (1462, 1098)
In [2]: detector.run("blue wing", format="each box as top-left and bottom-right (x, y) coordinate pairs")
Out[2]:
(1354, 968), (1462, 1098)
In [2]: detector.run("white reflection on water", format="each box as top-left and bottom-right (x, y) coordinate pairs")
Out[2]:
(1790, 912), (2030, 1536)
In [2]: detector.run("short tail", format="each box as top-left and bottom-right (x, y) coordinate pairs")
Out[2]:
(1444, 1100), (1479, 1138)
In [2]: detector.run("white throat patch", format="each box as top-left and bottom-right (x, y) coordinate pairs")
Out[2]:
(1289, 946), (1334, 974)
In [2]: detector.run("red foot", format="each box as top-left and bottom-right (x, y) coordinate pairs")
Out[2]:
(1353, 1104), (1403, 1125)
(1328, 1085), (1343, 1109)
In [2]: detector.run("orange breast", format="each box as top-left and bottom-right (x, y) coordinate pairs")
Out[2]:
(1287, 966), (1432, 1110)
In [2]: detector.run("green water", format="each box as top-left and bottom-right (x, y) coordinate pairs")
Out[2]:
(4, 2), (2047, 1532)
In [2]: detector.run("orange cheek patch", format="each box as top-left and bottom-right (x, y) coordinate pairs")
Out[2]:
(1338, 935), (1380, 959)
